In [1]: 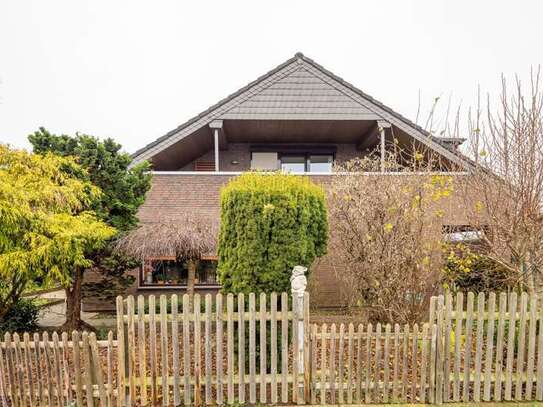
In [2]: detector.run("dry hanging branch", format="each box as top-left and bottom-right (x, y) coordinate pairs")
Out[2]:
(458, 68), (543, 293)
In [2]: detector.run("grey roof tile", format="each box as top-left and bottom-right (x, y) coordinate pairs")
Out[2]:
(132, 52), (471, 169)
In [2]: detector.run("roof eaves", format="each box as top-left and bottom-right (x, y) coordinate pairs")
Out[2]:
(298, 54), (474, 170)
(131, 54), (301, 160)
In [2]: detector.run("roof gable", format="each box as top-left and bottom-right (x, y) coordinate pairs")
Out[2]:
(221, 67), (378, 120)
(132, 53), (472, 170)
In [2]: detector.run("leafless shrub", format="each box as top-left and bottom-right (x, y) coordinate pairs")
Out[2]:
(329, 151), (453, 324)
(458, 68), (543, 293)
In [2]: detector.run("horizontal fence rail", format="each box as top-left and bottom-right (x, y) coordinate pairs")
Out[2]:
(0, 290), (542, 406)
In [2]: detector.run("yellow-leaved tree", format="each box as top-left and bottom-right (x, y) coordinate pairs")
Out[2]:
(0, 145), (116, 322)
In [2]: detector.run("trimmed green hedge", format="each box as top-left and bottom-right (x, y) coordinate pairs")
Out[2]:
(218, 172), (328, 294)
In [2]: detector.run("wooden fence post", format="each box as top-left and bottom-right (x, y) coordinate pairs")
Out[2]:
(291, 265), (307, 404)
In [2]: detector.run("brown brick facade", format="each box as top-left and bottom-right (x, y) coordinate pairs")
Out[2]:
(83, 168), (472, 311)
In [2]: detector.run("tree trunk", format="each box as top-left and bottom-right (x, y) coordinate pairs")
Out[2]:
(187, 260), (197, 307)
(62, 267), (92, 331)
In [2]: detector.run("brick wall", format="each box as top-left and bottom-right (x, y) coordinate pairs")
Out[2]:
(130, 173), (473, 309)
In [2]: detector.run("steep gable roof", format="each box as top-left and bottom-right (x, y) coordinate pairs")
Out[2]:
(132, 53), (472, 169)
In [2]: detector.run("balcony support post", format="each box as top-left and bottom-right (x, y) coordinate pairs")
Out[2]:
(209, 120), (224, 172)
(377, 120), (391, 173)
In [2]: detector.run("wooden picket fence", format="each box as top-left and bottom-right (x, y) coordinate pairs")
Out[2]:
(0, 331), (116, 407)
(427, 291), (543, 403)
(115, 292), (309, 406)
(1, 290), (543, 406)
(310, 322), (439, 404)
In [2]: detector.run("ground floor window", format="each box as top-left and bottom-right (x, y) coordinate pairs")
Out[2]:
(140, 257), (219, 287)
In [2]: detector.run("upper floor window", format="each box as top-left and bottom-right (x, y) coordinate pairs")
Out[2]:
(280, 155), (306, 173)
(309, 155), (333, 172)
(251, 151), (334, 173)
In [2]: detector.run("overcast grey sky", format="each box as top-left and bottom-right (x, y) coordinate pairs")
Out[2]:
(1, 0), (542, 154)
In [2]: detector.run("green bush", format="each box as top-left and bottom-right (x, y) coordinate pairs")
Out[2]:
(0, 298), (39, 334)
(218, 172), (328, 294)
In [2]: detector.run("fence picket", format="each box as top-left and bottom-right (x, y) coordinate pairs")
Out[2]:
(374, 323), (382, 402)
(443, 293), (452, 402)
(238, 293), (246, 404)
(420, 324), (428, 403)
(401, 324), (409, 403)
(205, 294), (212, 405)
(127, 296), (136, 404)
(107, 331), (114, 406)
(0, 334), (8, 407)
(292, 295), (299, 405)
(259, 293), (267, 404)
(280, 292), (288, 403)
(226, 294), (234, 404)
(216, 293), (224, 406)
(51, 332), (63, 407)
(411, 323), (419, 401)
(383, 324), (391, 403)
(473, 292), (485, 402)
(536, 310), (543, 400)
(160, 295), (169, 406)
(429, 324), (437, 404)
(435, 296), (444, 405)
(148, 295), (158, 406)
(338, 323), (345, 404)
(194, 294), (202, 407)
(72, 331), (83, 407)
(392, 324), (400, 402)
(90, 333), (107, 406)
(115, 296), (126, 407)
(356, 324), (363, 403)
(483, 292), (496, 401)
(494, 292), (507, 401)
(453, 292), (463, 402)
(61, 332), (72, 405)
(526, 293), (538, 399)
(365, 323), (373, 404)
(249, 293), (257, 404)
(4, 333), (17, 407)
(183, 294), (192, 406)
(171, 294), (180, 406)
(42, 332), (54, 407)
(329, 324), (337, 404)
(504, 292), (517, 400)
(463, 292), (474, 402)
(137, 295), (148, 406)
(310, 324), (318, 405)
(515, 292), (528, 401)
(320, 323), (327, 405)
(270, 292), (278, 404)
(13, 334), (26, 407)
(347, 323), (354, 404)
(81, 332), (93, 407)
